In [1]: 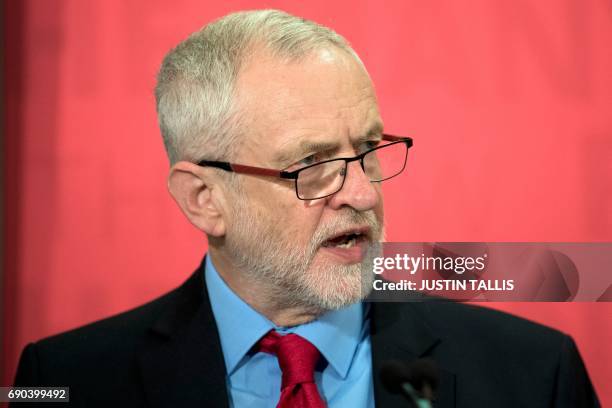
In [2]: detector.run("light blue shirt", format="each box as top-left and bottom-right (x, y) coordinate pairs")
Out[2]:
(204, 256), (375, 407)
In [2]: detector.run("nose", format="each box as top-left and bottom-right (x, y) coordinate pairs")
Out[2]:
(327, 159), (380, 211)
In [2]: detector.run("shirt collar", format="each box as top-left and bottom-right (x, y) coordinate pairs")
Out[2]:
(292, 299), (363, 379)
(205, 256), (273, 375)
(204, 256), (363, 379)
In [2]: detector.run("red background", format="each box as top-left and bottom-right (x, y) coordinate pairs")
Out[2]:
(3, 0), (611, 404)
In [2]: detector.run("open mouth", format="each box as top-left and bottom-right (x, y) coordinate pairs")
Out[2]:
(319, 228), (371, 264)
(321, 230), (368, 249)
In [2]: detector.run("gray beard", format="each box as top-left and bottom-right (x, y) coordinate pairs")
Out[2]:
(224, 200), (383, 313)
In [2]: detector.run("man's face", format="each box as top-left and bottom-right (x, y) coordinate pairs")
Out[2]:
(223, 47), (384, 312)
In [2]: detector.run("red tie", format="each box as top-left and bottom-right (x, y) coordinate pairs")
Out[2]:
(256, 330), (326, 408)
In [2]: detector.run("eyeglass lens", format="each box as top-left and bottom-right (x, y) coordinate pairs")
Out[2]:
(296, 142), (408, 199)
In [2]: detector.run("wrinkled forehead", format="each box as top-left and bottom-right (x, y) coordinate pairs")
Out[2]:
(233, 47), (382, 165)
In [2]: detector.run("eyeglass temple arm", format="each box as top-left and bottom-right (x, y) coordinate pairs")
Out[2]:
(383, 134), (413, 145)
(197, 159), (294, 179)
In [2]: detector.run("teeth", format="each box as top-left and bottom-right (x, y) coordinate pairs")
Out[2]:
(336, 236), (357, 248)
(321, 230), (366, 248)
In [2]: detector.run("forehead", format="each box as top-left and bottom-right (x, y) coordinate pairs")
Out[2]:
(234, 48), (381, 164)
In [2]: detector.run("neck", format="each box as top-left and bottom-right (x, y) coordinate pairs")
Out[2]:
(208, 248), (322, 327)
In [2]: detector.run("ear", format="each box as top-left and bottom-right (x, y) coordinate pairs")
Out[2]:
(167, 161), (227, 237)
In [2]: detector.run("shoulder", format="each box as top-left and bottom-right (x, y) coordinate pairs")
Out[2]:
(14, 270), (200, 387)
(400, 301), (598, 406)
(35, 285), (179, 356)
(399, 300), (572, 387)
(407, 300), (567, 356)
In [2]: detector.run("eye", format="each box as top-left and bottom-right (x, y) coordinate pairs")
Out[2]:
(360, 140), (380, 152)
(283, 153), (324, 172)
(298, 153), (323, 167)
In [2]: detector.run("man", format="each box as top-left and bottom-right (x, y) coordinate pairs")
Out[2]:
(14, 10), (599, 407)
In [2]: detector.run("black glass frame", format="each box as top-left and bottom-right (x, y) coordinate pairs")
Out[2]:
(197, 134), (413, 200)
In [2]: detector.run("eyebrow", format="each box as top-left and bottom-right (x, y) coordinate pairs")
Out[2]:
(273, 121), (384, 167)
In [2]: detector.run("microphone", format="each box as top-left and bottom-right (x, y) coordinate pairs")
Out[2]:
(380, 359), (439, 408)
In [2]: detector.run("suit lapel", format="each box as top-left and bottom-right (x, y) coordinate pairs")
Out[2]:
(370, 301), (456, 407)
(138, 259), (229, 408)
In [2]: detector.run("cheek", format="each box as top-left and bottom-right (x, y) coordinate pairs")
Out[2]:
(285, 203), (325, 243)
(242, 178), (290, 212)
(244, 178), (325, 241)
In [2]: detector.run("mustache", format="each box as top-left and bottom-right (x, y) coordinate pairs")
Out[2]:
(310, 209), (382, 249)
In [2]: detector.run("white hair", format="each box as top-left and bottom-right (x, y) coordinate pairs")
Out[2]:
(155, 9), (363, 165)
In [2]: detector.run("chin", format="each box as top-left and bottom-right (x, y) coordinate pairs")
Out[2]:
(298, 260), (374, 311)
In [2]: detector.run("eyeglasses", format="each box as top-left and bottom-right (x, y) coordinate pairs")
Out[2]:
(197, 134), (413, 200)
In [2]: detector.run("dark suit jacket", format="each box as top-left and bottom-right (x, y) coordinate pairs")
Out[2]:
(14, 258), (600, 407)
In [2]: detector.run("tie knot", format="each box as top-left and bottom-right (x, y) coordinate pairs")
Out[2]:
(257, 331), (321, 389)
